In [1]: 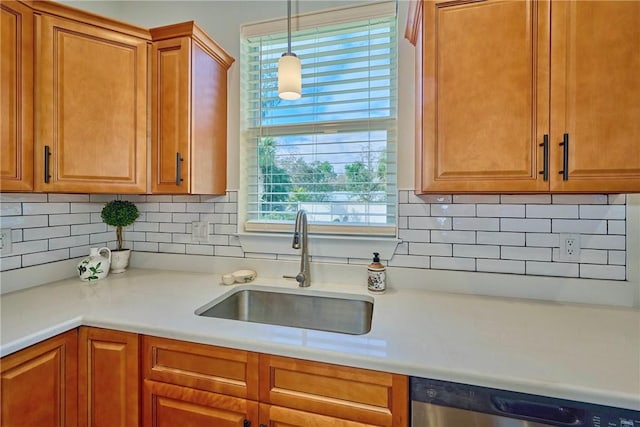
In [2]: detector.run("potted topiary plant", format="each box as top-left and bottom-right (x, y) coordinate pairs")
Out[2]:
(101, 200), (139, 273)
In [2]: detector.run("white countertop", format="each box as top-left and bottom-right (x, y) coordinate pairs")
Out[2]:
(1, 268), (639, 411)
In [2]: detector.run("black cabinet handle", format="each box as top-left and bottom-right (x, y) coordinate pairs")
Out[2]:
(243, 420), (251, 427)
(176, 152), (184, 186)
(558, 133), (569, 181)
(539, 134), (549, 181)
(44, 145), (52, 183)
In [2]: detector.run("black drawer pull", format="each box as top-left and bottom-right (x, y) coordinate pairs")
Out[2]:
(558, 133), (569, 181)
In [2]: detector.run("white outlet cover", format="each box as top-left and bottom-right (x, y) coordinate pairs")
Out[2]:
(559, 233), (580, 262)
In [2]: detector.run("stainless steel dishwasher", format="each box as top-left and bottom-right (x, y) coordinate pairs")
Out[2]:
(411, 377), (640, 427)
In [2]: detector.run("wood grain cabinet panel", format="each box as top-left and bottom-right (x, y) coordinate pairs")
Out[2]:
(143, 380), (259, 427)
(142, 335), (259, 400)
(0, 0), (34, 191)
(259, 354), (408, 427)
(260, 404), (380, 427)
(34, 12), (148, 193)
(78, 327), (139, 427)
(549, 1), (640, 192)
(409, 0), (640, 193)
(150, 22), (234, 195)
(0, 330), (78, 427)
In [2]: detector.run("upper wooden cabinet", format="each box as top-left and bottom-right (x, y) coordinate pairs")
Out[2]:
(1, 0), (34, 191)
(0, 330), (78, 427)
(150, 22), (234, 195)
(33, 5), (150, 193)
(407, 0), (640, 193)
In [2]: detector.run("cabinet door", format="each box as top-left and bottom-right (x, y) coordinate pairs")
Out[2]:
(143, 380), (258, 427)
(418, 0), (550, 193)
(260, 404), (379, 427)
(1, 0), (33, 191)
(35, 13), (148, 193)
(151, 36), (191, 194)
(0, 330), (78, 427)
(78, 327), (139, 427)
(259, 355), (408, 427)
(550, 1), (640, 192)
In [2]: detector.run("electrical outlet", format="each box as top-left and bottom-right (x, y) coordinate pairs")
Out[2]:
(0, 229), (13, 255)
(559, 233), (580, 261)
(191, 221), (210, 243)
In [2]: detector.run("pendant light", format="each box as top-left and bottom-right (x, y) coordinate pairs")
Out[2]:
(278, 0), (301, 100)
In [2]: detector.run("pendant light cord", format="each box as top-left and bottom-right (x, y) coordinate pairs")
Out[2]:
(287, 0), (292, 54)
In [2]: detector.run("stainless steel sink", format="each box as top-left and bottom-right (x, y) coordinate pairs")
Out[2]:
(195, 287), (373, 335)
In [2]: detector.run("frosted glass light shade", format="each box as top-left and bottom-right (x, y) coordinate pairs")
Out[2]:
(278, 53), (301, 100)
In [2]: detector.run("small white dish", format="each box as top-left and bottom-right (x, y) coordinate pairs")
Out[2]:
(221, 274), (235, 285)
(232, 269), (257, 283)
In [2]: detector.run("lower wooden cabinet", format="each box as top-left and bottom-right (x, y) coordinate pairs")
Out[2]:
(143, 380), (259, 427)
(0, 330), (78, 427)
(2, 329), (409, 427)
(78, 327), (139, 427)
(260, 404), (380, 427)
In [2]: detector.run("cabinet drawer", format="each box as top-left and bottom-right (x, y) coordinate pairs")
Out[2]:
(259, 354), (408, 427)
(142, 335), (259, 400)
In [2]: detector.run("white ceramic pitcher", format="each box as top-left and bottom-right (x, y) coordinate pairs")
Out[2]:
(77, 247), (111, 282)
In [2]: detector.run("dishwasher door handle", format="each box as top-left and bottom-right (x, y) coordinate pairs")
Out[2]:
(491, 396), (584, 426)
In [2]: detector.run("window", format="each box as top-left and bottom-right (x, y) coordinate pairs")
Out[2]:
(241, 2), (397, 236)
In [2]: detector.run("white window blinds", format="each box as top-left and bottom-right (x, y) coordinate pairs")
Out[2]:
(241, 2), (397, 235)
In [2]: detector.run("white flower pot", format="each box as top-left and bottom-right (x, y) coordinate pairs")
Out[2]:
(110, 249), (131, 273)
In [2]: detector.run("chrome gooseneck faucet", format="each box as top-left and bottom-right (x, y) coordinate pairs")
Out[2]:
(285, 209), (310, 287)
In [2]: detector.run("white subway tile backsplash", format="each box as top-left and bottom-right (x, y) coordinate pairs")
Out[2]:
(399, 229), (429, 243)
(452, 217), (499, 231)
(49, 235), (90, 250)
(608, 220), (626, 235)
(0, 256), (22, 271)
(501, 246), (551, 261)
(398, 203), (430, 217)
(525, 233), (559, 247)
(158, 243), (186, 254)
(580, 264), (626, 280)
(580, 205), (626, 220)
(552, 219), (607, 234)
(431, 230), (475, 244)
(71, 223), (107, 235)
(477, 204), (525, 218)
(23, 226), (70, 241)
(0, 190), (629, 283)
(50, 213), (91, 226)
(452, 195), (500, 204)
(609, 251), (626, 265)
(552, 194), (607, 204)
(526, 261), (579, 277)
(477, 232), (525, 246)
(408, 243), (452, 257)
(501, 218), (550, 233)
(134, 241), (159, 252)
(22, 249), (69, 267)
(160, 202), (187, 212)
(0, 203), (22, 216)
(70, 203), (103, 213)
(408, 216), (451, 230)
(581, 234), (626, 250)
(526, 205), (578, 219)
(477, 259), (525, 274)
(186, 244), (214, 256)
(501, 194), (551, 204)
(22, 203), (68, 215)
(453, 244), (499, 259)
(388, 254), (429, 268)
(431, 204), (475, 217)
(431, 256), (475, 271)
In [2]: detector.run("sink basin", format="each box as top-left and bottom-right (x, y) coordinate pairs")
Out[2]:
(195, 287), (373, 335)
